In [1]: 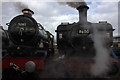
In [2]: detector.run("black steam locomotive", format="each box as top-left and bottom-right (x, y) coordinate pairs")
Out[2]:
(2, 9), (54, 79)
(55, 5), (118, 76)
(56, 5), (114, 56)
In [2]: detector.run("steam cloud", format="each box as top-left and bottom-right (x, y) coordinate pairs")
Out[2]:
(58, 0), (86, 8)
(14, 2), (28, 13)
(91, 25), (111, 76)
(66, 1), (86, 8)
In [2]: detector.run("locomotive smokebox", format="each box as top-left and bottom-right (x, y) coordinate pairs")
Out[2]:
(77, 5), (89, 23)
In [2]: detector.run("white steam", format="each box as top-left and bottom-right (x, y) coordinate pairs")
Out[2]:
(91, 25), (111, 76)
(58, 0), (86, 8)
(14, 2), (28, 13)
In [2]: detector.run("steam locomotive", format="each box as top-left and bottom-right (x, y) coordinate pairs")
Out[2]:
(2, 9), (54, 79)
(56, 5), (114, 56)
(55, 5), (118, 76)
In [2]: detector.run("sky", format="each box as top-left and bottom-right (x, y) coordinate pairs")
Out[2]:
(0, 0), (119, 41)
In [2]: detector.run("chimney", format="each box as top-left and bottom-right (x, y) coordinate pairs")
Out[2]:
(77, 5), (89, 23)
(22, 9), (34, 16)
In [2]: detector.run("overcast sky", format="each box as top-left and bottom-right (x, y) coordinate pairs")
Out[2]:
(0, 0), (119, 41)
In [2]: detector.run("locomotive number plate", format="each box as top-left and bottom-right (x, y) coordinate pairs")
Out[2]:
(18, 23), (26, 26)
(78, 29), (89, 34)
